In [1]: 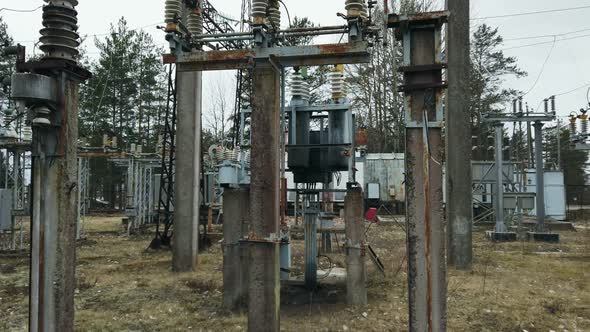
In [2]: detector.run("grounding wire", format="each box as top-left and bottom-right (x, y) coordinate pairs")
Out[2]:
(0, 6), (42, 13)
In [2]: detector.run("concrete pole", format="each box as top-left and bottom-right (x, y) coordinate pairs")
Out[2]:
(172, 70), (203, 272)
(534, 122), (546, 232)
(494, 123), (506, 232)
(248, 63), (280, 332)
(345, 187), (366, 305)
(445, 0), (472, 270)
(403, 29), (447, 332)
(223, 187), (250, 310)
(30, 77), (80, 332)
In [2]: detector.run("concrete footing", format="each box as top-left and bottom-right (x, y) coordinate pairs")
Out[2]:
(344, 188), (366, 306)
(527, 232), (560, 243)
(486, 231), (517, 242)
(223, 188), (250, 310)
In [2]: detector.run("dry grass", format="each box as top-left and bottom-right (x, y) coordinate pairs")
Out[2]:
(0, 216), (589, 331)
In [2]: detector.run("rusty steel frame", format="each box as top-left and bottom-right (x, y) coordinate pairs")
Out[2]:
(164, 42), (371, 71)
(396, 12), (448, 332)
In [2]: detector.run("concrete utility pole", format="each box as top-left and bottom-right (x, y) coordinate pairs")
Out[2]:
(171, 2), (203, 272)
(344, 187), (367, 305)
(391, 12), (448, 331)
(445, 0), (472, 270)
(10, 1), (91, 330)
(494, 123), (506, 232)
(223, 188), (250, 310)
(172, 70), (203, 271)
(248, 63), (281, 331)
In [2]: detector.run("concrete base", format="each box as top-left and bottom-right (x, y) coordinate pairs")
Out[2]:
(527, 232), (560, 243)
(486, 231), (517, 242)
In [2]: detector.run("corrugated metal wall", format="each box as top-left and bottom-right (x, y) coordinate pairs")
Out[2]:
(363, 153), (405, 202)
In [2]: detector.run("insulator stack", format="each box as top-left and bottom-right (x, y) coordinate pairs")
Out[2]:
(330, 65), (346, 100)
(3, 108), (12, 128)
(165, 0), (182, 23)
(252, 0), (268, 24)
(581, 114), (588, 135)
(569, 116), (577, 135)
(39, 0), (80, 62)
(345, 0), (365, 18)
(224, 149), (238, 162)
(243, 150), (251, 168)
(360, 1), (368, 20)
(216, 146), (225, 162)
(289, 71), (310, 101)
(267, 0), (281, 29)
(23, 126), (33, 142)
(187, 9), (204, 36)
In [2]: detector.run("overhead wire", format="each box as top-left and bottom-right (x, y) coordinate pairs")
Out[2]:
(502, 33), (590, 51)
(471, 5), (590, 20)
(521, 36), (556, 97)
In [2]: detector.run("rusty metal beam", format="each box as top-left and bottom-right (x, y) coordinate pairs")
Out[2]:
(164, 42), (371, 71)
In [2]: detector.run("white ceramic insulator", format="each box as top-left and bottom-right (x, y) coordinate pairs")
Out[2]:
(23, 126), (33, 142)
(570, 121), (577, 135)
(360, 2), (368, 20)
(582, 118), (588, 135)
(252, 0), (268, 18)
(165, 0), (182, 23)
(345, 0), (364, 17)
(267, 3), (281, 28)
(289, 72), (310, 101)
(187, 11), (204, 36)
(329, 71), (346, 97)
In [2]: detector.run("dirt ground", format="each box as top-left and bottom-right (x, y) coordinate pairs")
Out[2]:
(1, 215), (589, 332)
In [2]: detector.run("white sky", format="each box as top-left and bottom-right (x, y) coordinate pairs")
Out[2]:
(3, 0), (590, 126)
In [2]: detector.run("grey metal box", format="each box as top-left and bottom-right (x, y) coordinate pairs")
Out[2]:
(0, 189), (13, 231)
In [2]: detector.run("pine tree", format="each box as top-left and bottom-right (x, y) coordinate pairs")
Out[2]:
(470, 24), (527, 160)
(78, 17), (166, 207)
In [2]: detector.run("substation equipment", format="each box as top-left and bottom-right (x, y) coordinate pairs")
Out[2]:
(482, 97), (559, 242)
(110, 144), (160, 234)
(152, 0), (253, 248)
(161, 0), (379, 328)
(0, 57), (32, 251)
(286, 64), (357, 289)
(570, 108), (590, 151)
(10, 0), (92, 330)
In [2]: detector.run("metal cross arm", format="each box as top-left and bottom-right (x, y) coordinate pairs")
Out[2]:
(482, 113), (556, 123)
(163, 41), (371, 72)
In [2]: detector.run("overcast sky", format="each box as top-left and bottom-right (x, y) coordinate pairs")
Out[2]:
(3, 0), (590, 127)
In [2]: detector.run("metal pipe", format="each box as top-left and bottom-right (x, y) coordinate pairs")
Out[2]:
(304, 209), (317, 289)
(279, 25), (348, 33)
(534, 121), (546, 232)
(494, 123), (506, 232)
(29, 153), (41, 332)
(281, 30), (348, 38)
(195, 36), (254, 43)
(192, 31), (253, 38)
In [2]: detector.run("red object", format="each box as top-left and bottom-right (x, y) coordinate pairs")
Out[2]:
(365, 208), (378, 222)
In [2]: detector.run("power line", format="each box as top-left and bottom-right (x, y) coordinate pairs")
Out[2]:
(502, 33), (590, 51)
(522, 37), (556, 97)
(0, 6), (42, 13)
(504, 27), (590, 41)
(472, 5), (590, 20)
